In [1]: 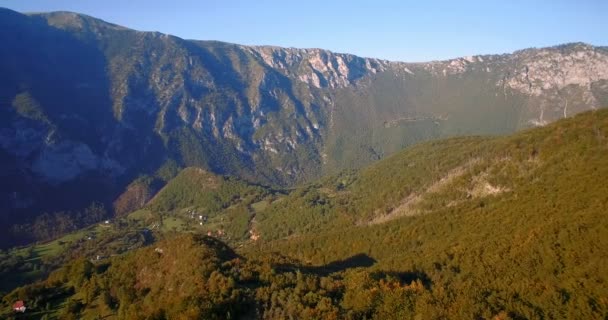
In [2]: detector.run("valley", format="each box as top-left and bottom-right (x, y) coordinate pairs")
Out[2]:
(1, 110), (607, 319)
(0, 6), (607, 319)
(1, 9), (608, 250)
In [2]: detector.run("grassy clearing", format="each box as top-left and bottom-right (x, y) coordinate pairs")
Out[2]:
(250, 200), (269, 213)
(160, 216), (188, 232)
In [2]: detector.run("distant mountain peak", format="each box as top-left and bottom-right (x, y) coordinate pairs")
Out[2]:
(30, 10), (125, 28)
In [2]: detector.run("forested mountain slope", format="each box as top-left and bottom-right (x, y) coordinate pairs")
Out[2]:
(1, 8), (608, 246)
(2, 110), (607, 319)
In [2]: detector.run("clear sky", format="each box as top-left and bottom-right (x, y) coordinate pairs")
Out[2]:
(1, 0), (606, 62)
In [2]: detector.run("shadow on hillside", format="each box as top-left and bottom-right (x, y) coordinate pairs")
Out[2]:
(200, 235), (240, 261)
(275, 253), (377, 276)
(272, 253), (433, 289)
(371, 270), (433, 290)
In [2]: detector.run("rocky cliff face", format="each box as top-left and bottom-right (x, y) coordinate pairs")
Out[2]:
(245, 46), (389, 89)
(0, 8), (607, 243)
(415, 43), (608, 125)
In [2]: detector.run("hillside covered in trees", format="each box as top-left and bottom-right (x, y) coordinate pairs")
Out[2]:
(1, 110), (607, 319)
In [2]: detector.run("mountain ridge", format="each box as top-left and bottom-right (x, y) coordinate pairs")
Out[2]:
(1, 7), (607, 247)
(21, 9), (608, 64)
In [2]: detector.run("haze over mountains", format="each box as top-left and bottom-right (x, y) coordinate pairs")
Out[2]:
(1, 7), (607, 245)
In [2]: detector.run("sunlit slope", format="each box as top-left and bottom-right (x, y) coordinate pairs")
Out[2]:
(252, 109), (608, 318)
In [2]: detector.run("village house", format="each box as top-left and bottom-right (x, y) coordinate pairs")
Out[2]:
(13, 300), (26, 313)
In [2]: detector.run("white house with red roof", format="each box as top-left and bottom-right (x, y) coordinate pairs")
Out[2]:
(13, 300), (26, 313)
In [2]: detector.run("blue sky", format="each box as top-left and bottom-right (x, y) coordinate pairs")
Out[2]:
(1, 0), (606, 62)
